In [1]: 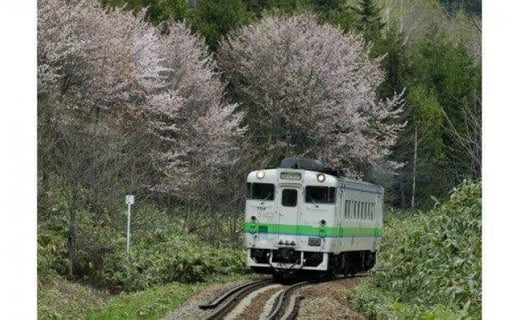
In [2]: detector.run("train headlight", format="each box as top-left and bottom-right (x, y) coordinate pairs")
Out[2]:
(256, 171), (265, 179)
(317, 173), (325, 182)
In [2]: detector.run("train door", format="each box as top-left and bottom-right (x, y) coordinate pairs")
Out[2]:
(334, 189), (344, 253)
(276, 185), (302, 242)
(374, 194), (383, 250)
(348, 196), (356, 247)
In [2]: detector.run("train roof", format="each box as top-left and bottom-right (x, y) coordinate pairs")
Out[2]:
(276, 157), (382, 190)
(279, 157), (346, 177)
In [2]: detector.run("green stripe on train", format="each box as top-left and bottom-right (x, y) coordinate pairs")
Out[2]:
(243, 222), (382, 237)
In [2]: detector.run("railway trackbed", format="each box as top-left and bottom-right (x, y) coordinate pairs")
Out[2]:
(197, 274), (370, 320)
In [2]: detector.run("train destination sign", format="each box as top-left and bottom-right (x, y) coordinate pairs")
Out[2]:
(280, 172), (302, 180)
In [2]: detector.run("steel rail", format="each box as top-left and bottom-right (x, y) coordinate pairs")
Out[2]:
(199, 278), (270, 310)
(284, 295), (303, 320)
(265, 281), (309, 320)
(203, 279), (273, 320)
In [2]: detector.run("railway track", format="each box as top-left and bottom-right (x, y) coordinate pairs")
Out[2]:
(199, 274), (370, 320)
(265, 274), (370, 319)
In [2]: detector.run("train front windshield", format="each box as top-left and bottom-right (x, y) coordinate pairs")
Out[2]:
(246, 183), (275, 200)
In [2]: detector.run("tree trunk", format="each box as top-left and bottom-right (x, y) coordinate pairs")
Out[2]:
(183, 205), (190, 232)
(68, 185), (78, 278)
(411, 125), (418, 209)
(400, 180), (406, 208)
(206, 170), (217, 244)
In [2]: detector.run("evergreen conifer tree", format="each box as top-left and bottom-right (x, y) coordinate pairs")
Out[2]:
(352, 0), (385, 41)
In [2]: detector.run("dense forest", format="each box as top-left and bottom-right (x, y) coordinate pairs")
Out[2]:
(40, 0), (481, 213)
(37, 0), (481, 318)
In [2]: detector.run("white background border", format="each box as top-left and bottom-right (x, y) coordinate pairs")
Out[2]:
(0, 0), (517, 318)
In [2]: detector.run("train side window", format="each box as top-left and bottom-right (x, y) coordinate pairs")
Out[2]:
(305, 186), (336, 204)
(282, 189), (298, 207)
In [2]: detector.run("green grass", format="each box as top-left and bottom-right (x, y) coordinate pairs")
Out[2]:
(86, 274), (251, 320)
(39, 273), (252, 320)
(85, 282), (200, 320)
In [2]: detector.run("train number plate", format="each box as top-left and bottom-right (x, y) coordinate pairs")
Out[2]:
(308, 237), (321, 246)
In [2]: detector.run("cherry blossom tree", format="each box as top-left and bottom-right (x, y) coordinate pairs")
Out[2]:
(38, 0), (164, 114)
(219, 13), (404, 176)
(38, 0), (165, 208)
(148, 22), (244, 221)
(38, 0), (243, 245)
(38, 0), (171, 276)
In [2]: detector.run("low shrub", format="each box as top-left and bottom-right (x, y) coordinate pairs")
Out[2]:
(38, 180), (249, 293)
(38, 275), (109, 319)
(98, 234), (248, 293)
(348, 180), (481, 319)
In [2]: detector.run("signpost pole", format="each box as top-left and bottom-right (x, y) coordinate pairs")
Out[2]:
(125, 195), (134, 256)
(126, 202), (131, 255)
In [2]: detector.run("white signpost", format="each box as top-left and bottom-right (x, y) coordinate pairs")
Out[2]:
(125, 195), (135, 255)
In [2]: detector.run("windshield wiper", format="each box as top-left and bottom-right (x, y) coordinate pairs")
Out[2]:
(260, 193), (272, 204)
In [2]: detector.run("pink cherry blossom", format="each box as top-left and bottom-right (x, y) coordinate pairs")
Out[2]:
(219, 13), (404, 176)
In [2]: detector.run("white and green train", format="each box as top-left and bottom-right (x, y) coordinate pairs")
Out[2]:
(244, 158), (383, 279)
